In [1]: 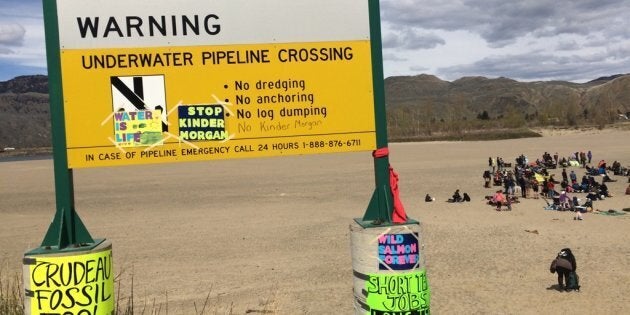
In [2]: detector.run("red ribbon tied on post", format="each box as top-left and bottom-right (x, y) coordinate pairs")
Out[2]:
(372, 147), (407, 223)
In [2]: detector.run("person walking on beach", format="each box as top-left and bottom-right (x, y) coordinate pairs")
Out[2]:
(587, 150), (592, 164)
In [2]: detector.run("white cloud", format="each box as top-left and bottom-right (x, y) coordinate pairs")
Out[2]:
(0, 24), (26, 46)
(0, 47), (14, 54)
(380, 0), (630, 82)
(556, 40), (580, 51)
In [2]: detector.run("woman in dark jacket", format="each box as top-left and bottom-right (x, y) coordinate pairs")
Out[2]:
(551, 248), (577, 291)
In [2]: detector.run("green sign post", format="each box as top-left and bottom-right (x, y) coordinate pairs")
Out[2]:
(356, 0), (416, 227)
(27, 0), (103, 255)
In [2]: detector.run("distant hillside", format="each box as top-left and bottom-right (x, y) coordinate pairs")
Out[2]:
(384, 74), (630, 140)
(1, 74), (629, 149)
(0, 76), (50, 149)
(385, 74), (630, 119)
(0, 75), (48, 94)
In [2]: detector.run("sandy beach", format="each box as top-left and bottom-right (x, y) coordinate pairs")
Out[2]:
(1, 129), (629, 314)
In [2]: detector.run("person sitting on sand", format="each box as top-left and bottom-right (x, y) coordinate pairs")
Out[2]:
(602, 174), (616, 182)
(585, 191), (601, 201)
(558, 191), (572, 210)
(582, 198), (593, 209)
(610, 160), (622, 175)
(574, 204), (586, 220)
(492, 190), (506, 210)
(451, 189), (463, 202)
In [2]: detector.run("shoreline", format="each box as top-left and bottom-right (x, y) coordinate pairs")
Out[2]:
(3, 124), (628, 161)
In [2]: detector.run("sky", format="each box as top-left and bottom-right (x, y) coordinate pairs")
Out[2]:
(1, 0), (629, 83)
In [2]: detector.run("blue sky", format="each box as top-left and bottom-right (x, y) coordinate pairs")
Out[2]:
(1, 0), (630, 83)
(0, 0), (46, 80)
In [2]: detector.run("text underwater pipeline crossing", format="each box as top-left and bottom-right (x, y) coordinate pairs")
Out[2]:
(74, 14), (354, 69)
(80, 47), (354, 69)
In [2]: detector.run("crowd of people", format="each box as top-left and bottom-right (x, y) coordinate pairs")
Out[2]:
(484, 151), (628, 216)
(428, 151), (626, 215)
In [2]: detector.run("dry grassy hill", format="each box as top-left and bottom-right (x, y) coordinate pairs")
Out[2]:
(1, 74), (629, 149)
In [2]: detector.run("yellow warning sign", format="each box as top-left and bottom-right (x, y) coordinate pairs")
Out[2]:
(53, 0), (377, 168)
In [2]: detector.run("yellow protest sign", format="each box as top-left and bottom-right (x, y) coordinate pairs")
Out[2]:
(24, 247), (114, 315)
(365, 269), (431, 314)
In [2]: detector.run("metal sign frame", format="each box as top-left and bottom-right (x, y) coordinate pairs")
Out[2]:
(30, 0), (404, 254)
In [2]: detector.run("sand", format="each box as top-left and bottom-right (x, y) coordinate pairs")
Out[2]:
(1, 129), (629, 314)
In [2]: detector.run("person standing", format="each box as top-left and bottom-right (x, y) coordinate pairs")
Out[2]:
(562, 168), (568, 183)
(483, 170), (492, 188)
(524, 177), (532, 198)
(505, 174), (515, 196)
(553, 152), (559, 166)
(547, 180), (556, 198)
(531, 178), (539, 199)
(518, 175), (527, 198)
